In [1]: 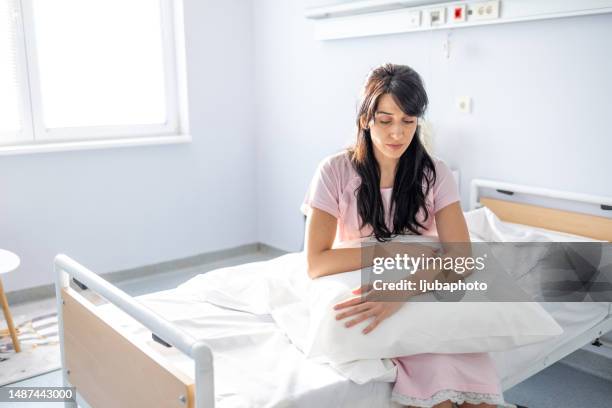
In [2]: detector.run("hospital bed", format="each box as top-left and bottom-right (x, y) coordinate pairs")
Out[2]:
(468, 179), (612, 391)
(53, 179), (612, 408)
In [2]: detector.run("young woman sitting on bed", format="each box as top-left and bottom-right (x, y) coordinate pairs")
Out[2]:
(302, 63), (508, 408)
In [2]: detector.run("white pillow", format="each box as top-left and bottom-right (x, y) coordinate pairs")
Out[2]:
(304, 269), (563, 365)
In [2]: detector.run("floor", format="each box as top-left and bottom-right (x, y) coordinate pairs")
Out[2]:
(2, 249), (612, 408)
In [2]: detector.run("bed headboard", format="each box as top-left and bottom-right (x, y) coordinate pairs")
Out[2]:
(470, 179), (612, 242)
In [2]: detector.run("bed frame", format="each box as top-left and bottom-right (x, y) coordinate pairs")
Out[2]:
(470, 179), (612, 390)
(53, 179), (612, 407)
(54, 256), (213, 408)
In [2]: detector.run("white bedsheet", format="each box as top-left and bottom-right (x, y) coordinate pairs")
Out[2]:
(97, 290), (398, 408)
(492, 302), (611, 389)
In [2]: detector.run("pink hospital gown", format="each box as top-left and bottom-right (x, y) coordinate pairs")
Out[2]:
(301, 151), (508, 407)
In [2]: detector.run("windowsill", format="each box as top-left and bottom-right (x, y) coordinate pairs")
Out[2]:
(0, 134), (191, 156)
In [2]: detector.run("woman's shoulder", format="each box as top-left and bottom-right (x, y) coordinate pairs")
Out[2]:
(428, 155), (453, 179)
(427, 156), (459, 206)
(314, 150), (359, 195)
(319, 149), (351, 166)
(317, 150), (355, 178)
(429, 154), (448, 167)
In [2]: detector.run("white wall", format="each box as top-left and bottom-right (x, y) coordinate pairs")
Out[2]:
(252, 0), (612, 251)
(4, 0), (611, 294)
(0, 0), (257, 292)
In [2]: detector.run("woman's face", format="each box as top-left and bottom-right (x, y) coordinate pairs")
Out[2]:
(368, 93), (418, 163)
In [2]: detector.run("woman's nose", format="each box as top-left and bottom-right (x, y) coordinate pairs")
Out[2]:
(389, 126), (404, 140)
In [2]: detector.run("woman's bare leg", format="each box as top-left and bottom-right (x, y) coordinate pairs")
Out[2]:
(432, 401), (454, 408)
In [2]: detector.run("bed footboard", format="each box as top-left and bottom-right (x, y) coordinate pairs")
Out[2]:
(54, 254), (214, 408)
(61, 287), (194, 407)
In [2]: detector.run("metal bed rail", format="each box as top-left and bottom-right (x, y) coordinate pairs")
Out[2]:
(470, 178), (612, 211)
(54, 254), (215, 408)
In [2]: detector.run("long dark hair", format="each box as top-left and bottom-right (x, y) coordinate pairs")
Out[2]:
(348, 63), (436, 242)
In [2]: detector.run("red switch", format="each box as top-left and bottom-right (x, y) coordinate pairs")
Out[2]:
(452, 5), (466, 22)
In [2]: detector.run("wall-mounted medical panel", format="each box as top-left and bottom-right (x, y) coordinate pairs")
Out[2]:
(306, 0), (612, 40)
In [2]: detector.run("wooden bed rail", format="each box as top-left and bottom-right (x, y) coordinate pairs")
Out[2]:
(470, 179), (612, 242)
(481, 197), (612, 242)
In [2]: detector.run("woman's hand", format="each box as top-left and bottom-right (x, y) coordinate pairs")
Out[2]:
(333, 287), (405, 334)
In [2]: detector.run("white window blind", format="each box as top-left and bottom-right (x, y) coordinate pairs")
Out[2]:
(0, 0), (21, 136)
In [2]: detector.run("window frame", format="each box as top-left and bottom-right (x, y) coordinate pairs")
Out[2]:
(1, 0), (190, 156)
(0, 0), (34, 145)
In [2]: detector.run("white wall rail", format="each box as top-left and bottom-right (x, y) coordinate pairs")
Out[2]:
(306, 0), (612, 40)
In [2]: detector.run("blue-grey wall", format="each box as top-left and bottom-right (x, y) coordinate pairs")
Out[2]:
(253, 0), (612, 251)
(0, 0), (257, 292)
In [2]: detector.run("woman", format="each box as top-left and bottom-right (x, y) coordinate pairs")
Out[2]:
(301, 64), (508, 407)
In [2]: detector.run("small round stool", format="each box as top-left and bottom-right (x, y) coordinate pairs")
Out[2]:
(0, 249), (21, 353)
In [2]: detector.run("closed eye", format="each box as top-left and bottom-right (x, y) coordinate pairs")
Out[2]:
(377, 119), (415, 125)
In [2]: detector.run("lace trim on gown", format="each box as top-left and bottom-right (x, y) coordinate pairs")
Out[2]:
(391, 389), (515, 407)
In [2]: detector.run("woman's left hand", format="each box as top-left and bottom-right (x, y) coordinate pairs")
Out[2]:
(333, 287), (405, 334)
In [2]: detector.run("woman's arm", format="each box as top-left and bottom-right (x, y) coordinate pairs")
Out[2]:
(398, 201), (472, 287)
(435, 201), (470, 244)
(327, 200), (471, 334)
(305, 207), (440, 279)
(334, 201), (472, 332)
(304, 208), (367, 279)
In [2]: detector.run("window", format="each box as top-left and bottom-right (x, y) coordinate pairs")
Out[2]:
(0, 0), (189, 154)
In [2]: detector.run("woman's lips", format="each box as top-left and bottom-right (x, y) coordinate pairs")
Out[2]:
(386, 144), (403, 150)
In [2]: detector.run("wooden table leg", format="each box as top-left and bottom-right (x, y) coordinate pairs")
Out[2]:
(0, 277), (21, 353)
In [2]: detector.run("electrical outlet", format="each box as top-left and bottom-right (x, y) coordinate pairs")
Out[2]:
(457, 96), (472, 114)
(468, 0), (500, 21)
(426, 7), (446, 27)
(449, 4), (466, 23)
